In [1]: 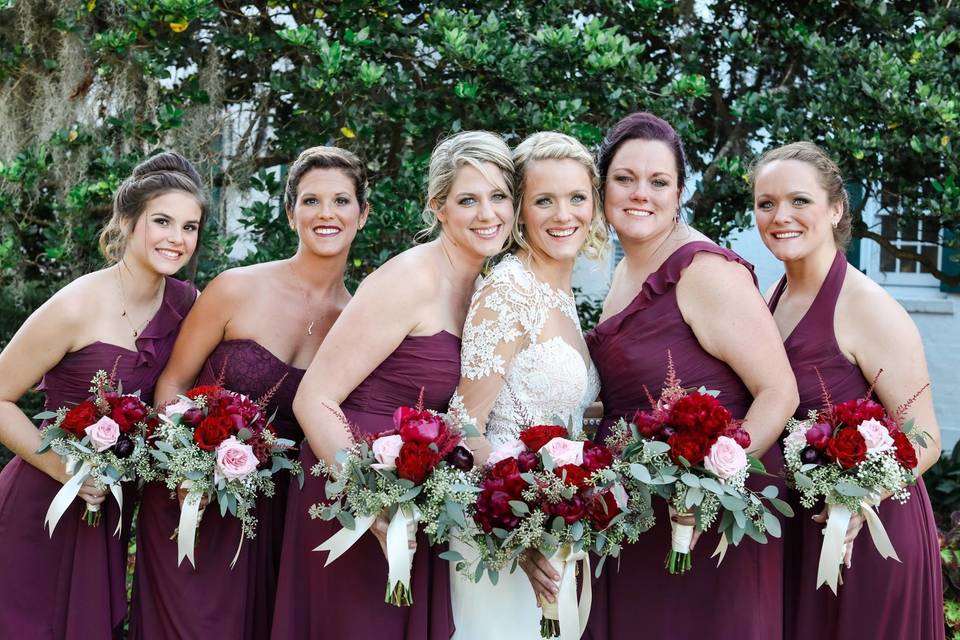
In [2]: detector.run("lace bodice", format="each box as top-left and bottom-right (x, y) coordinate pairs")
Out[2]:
(452, 254), (600, 447)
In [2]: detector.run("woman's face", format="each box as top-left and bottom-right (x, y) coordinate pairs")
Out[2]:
(519, 158), (594, 264)
(289, 168), (367, 258)
(753, 159), (841, 263)
(603, 139), (681, 245)
(436, 162), (514, 259)
(124, 190), (202, 275)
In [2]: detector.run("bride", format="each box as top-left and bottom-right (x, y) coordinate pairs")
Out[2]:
(449, 131), (607, 639)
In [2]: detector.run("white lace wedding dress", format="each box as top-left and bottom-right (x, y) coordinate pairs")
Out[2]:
(449, 254), (600, 640)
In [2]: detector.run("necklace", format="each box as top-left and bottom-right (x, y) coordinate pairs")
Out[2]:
(116, 265), (162, 338)
(287, 261), (317, 336)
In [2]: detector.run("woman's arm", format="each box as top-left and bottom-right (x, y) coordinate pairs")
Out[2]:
(677, 252), (799, 455)
(154, 271), (240, 405)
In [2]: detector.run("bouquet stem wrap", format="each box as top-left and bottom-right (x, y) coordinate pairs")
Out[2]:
(665, 506), (694, 574)
(45, 456), (123, 536)
(536, 544), (592, 639)
(816, 499), (899, 594)
(177, 480), (207, 568)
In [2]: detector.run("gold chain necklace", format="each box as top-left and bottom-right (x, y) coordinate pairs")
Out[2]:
(116, 265), (161, 338)
(287, 261), (317, 336)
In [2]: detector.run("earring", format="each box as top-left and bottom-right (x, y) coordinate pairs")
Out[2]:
(674, 209), (681, 224)
(832, 219), (839, 229)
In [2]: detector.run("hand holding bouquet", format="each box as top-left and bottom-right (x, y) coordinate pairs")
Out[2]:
(143, 383), (301, 568)
(35, 369), (149, 535)
(782, 372), (929, 593)
(312, 394), (478, 606)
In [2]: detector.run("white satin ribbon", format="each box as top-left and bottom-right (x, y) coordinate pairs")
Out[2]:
(711, 532), (729, 566)
(816, 499), (899, 594)
(668, 506), (694, 553)
(314, 513), (378, 563)
(177, 480), (206, 568)
(385, 505), (419, 600)
(108, 482), (123, 537)
(539, 545), (592, 640)
(45, 459), (92, 536)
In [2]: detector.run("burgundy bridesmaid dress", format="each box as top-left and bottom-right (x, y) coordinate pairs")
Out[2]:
(585, 242), (785, 640)
(129, 339), (306, 640)
(771, 250), (943, 640)
(0, 276), (195, 640)
(271, 331), (460, 640)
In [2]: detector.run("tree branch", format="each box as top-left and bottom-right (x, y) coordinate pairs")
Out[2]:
(856, 226), (959, 287)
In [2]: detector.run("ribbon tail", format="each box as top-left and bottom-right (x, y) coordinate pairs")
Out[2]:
(229, 530), (245, 569)
(109, 482), (124, 537)
(711, 531), (730, 567)
(577, 555), (592, 638)
(45, 460), (92, 537)
(313, 513), (378, 565)
(385, 505), (418, 597)
(861, 499), (900, 562)
(177, 489), (203, 568)
(554, 547), (590, 640)
(816, 503), (851, 594)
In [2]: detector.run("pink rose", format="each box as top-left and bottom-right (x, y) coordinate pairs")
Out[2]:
(162, 398), (196, 422)
(540, 437), (584, 467)
(371, 434), (404, 471)
(487, 439), (527, 466)
(214, 437), (258, 482)
(783, 427), (808, 451)
(857, 418), (894, 453)
(703, 436), (748, 480)
(85, 416), (121, 452)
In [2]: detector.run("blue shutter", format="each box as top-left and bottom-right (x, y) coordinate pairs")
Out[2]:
(845, 181), (865, 270)
(941, 226), (960, 293)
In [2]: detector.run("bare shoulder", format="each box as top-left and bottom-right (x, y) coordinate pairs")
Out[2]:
(40, 269), (106, 329)
(838, 267), (917, 340)
(681, 246), (755, 289)
(355, 243), (440, 301)
(201, 262), (277, 301)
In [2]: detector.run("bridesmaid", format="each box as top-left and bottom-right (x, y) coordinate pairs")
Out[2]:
(271, 130), (516, 640)
(572, 112), (799, 640)
(0, 152), (205, 639)
(752, 142), (944, 640)
(129, 146), (367, 639)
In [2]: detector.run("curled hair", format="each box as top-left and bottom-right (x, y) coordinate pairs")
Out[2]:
(749, 141), (852, 250)
(99, 151), (209, 273)
(419, 131), (514, 240)
(510, 131), (609, 260)
(597, 112), (688, 195)
(284, 146), (369, 213)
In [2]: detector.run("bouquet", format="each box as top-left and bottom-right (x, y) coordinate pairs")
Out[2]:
(143, 383), (301, 568)
(618, 353), (791, 574)
(782, 372), (929, 592)
(454, 423), (652, 639)
(35, 369), (149, 535)
(311, 393), (479, 606)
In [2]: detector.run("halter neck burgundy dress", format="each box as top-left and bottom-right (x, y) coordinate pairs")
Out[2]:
(585, 242), (785, 640)
(271, 331), (461, 640)
(129, 339), (306, 639)
(0, 276), (195, 640)
(771, 250), (943, 640)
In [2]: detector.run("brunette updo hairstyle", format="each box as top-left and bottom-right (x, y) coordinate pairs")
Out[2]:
(597, 112), (689, 199)
(749, 142), (852, 250)
(99, 151), (209, 273)
(284, 146), (369, 215)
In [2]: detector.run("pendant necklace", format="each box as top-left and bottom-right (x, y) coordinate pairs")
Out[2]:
(117, 265), (161, 338)
(288, 261), (317, 336)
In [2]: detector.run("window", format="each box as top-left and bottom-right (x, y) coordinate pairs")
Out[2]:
(878, 215), (942, 276)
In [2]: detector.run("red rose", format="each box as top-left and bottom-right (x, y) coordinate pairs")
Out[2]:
(394, 407), (449, 445)
(582, 442), (613, 472)
(61, 401), (99, 437)
(185, 385), (223, 400)
(586, 490), (621, 530)
(891, 430), (918, 469)
(489, 457), (522, 480)
(109, 395), (148, 433)
(669, 393), (732, 438)
(543, 495), (586, 525)
(395, 441), (441, 484)
(519, 425), (569, 452)
(633, 410), (664, 439)
(829, 398), (886, 429)
(667, 432), (710, 466)
(554, 464), (590, 489)
(825, 427), (867, 469)
(194, 415), (234, 451)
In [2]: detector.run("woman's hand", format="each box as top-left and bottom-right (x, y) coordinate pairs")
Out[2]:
(369, 509), (417, 560)
(813, 506), (864, 568)
(77, 477), (107, 507)
(519, 549), (560, 605)
(176, 486), (210, 511)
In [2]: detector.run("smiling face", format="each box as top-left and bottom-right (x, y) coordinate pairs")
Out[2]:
(753, 159), (842, 263)
(435, 161), (514, 259)
(123, 190), (202, 275)
(603, 139), (681, 244)
(519, 158), (594, 264)
(288, 167), (367, 258)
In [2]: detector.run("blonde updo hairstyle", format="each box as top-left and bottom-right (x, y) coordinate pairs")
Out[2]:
(284, 146), (369, 216)
(99, 151), (209, 273)
(419, 130), (515, 240)
(510, 131), (609, 260)
(749, 141), (852, 250)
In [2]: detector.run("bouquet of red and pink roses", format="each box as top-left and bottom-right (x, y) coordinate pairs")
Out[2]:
(453, 423), (651, 639)
(782, 374), (929, 592)
(35, 369), (150, 535)
(618, 354), (789, 574)
(312, 395), (479, 606)
(143, 383), (301, 568)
